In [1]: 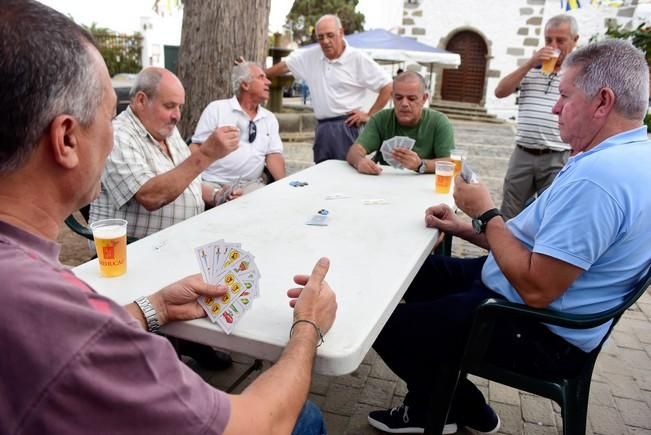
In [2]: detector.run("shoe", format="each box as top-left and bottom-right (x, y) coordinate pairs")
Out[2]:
(367, 403), (457, 434)
(463, 404), (500, 434)
(179, 340), (233, 371)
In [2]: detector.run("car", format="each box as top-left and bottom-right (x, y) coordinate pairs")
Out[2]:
(111, 73), (137, 115)
(283, 80), (303, 98)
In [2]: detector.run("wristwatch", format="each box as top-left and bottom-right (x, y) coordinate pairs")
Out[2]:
(472, 208), (502, 234)
(134, 296), (161, 333)
(417, 159), (427, 174)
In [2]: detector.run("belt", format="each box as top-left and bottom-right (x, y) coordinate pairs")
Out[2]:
(516, 144), (561, 156)
(317, 115), (348, 123)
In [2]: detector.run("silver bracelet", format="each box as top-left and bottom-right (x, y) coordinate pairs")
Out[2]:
(289, 319), (324, 348)
(134, 296), (161, 333)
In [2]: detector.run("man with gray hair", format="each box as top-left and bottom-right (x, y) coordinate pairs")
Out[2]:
(347, 71), (454, 175)
(0, 2), (337, 433)
(367, 38), (651, 434)
(90, 66), (240, 240)
(495, 14), (579, 220)
(264, 14), (393, 163)
(191, 62), (285, 192)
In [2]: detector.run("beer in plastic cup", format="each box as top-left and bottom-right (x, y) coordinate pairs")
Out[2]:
(435, 161), (456, 194)
(450, 150), (467, 176)
(90, 219), (127, 277)
(541, 48), (561, 76)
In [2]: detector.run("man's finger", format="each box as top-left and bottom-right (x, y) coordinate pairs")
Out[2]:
(305, 257), (330, 289)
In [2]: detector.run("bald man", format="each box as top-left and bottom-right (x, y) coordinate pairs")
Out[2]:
(90, 67), (239, 240)
(89, 67), (240, 371)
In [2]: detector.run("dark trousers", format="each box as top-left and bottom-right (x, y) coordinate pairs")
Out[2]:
(313, 116), (360, 163)
(373, 255), (587, 424)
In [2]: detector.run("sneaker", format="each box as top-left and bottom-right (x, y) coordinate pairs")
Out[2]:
(464, 404), (500, 434)
(367, 403), (457, 434)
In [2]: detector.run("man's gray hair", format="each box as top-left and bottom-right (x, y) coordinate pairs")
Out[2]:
(129, 68), (164, 100)
(0, 0), (103, 174)
(394, 71), (428, 94)
(564, 39), (649, 120)
(545, 14), (579, 37)
(231, 62), (256, 96)
(315, 14), (343, 30)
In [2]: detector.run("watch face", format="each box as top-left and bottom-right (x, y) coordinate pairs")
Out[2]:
(472, 218), (482, 234)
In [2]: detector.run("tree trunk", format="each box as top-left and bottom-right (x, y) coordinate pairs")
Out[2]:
(177, 0), (271, 138)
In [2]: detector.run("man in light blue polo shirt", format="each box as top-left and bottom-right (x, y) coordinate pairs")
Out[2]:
(367, 39), (651, 435)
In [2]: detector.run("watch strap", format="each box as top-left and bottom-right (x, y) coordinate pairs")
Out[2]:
(477, 208), (502, 233)
(134, 296), (161, 333)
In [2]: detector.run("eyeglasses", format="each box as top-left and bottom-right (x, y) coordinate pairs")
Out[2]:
(248, 120), (257, 143)
(545, 73), (557, 95)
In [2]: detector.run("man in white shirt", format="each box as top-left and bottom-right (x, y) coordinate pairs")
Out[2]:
(265, 14), (393, 163)
(192, 62), (285, 192)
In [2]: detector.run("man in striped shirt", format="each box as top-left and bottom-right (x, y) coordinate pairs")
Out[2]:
(495, 15), (579, 220)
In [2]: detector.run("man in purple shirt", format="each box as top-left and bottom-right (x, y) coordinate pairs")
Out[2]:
(0, 1), (337, 434)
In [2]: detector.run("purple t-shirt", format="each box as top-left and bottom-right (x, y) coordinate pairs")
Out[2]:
(0, 220), (231, 434)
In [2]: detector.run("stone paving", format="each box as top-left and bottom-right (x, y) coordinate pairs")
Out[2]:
(198, 120), (651, 435)
(57, 118), (651, 434)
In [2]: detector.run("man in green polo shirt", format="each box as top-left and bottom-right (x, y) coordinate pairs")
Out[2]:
(346, 71), (454, 175)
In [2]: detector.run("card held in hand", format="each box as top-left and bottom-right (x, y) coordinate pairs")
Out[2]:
(194, 240), (261, 334)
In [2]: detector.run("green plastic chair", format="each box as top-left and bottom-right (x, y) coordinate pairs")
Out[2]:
(425, 267), (651, 435)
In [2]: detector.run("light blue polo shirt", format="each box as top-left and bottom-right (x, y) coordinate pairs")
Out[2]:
(482, 127), (651, 352)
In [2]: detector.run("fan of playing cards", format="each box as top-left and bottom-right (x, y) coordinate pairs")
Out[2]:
(195, 240), (261, 334)
(379, 136), (416, 169)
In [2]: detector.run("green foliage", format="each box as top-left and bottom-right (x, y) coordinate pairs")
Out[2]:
(83, 23), (143, 77)
(600, 22), (651, 130)
(286, 0), (365, 45)
(603, 22), (651, 63)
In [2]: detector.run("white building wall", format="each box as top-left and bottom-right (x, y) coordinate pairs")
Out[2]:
(400, 0), (644, 120)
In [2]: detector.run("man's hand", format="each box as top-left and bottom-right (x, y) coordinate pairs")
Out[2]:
(425, 204), (465, 235)
(200, 126), (240, 161)
(392, 148), (421, 171)
(345, 110), (370, 127)
(453, 175), (496, 218)
(287, 257), (337, 336)
(227, 187), (244, 201)
(530, 46), (557, 68)
(355, 158), (382, 175)
(148, 275), (228, 326)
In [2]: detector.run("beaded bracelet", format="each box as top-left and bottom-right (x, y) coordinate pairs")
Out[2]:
(289, 319), (324, 348)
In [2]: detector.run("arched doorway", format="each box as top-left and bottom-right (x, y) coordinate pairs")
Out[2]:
(441, 31), (487, 104)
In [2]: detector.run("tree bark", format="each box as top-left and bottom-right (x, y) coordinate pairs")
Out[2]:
(177, 0), (271, 138)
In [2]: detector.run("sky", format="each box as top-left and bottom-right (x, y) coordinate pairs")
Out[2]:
(37, 0), (401, 35)
(39, 0), (300, 34)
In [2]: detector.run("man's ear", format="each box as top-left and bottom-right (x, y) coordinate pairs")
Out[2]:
(48, 114), (80, 169)
(594, 87), (616, 120)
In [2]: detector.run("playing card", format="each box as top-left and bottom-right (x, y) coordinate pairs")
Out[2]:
(306, 214), (329, 226)
(461, 163), (480, 184)
(195, 240), (261, 334)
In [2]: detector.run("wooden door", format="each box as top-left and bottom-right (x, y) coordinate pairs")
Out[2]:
(441, 31), (487, 104)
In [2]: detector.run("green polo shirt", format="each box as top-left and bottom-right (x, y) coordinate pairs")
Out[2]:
(356, 108), (454, 165)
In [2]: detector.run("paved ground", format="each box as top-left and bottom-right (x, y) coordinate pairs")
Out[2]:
(57, 119), (651, 434)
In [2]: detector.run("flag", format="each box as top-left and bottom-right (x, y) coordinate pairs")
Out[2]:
(562, 0), (582, 9)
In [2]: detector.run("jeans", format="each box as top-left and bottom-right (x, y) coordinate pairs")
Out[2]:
(291, 400), (327, 435)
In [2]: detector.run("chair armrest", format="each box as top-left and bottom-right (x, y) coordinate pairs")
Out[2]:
(476, 298), (621, 329)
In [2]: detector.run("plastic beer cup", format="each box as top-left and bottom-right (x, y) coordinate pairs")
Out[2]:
(450, 150), (467, 176)
(541, 48), (561, 76)
(90, 219), (127, 277)
(435, 161), (455, 194)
